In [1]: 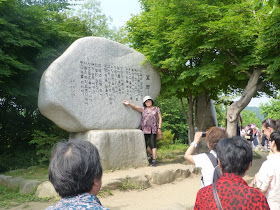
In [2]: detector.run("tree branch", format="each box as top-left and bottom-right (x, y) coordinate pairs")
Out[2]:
(227, 68), (265, 123)
(225, 49), (239, 66)
(180, 98), (188, 122)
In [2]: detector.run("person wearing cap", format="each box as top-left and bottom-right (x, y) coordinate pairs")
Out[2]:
(123, 96), (162, 167)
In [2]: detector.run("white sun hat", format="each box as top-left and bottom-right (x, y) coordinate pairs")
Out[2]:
(143, 95), (153, 103)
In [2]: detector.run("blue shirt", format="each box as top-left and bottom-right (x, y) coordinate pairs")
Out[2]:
(46, 193), (109, 210)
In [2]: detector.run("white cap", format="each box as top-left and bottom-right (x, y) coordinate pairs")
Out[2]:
(143, 95), (153, 103)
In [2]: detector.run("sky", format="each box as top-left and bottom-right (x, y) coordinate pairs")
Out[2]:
(99, 0), (141, 28)
(99, 0), (273, 107)
(245, 97), (271, 107)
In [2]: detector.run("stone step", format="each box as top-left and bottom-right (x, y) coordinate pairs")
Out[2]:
(0, 163), (198, 199)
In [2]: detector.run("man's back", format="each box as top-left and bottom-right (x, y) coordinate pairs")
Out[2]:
(194, 173), (270, 209)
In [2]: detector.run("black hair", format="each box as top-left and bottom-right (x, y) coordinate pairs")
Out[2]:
(276, 119), (280, 130)
(262, 118), (277, 130)
(270, 131), (280, 152)
(217, 136), (252, 176)
(143, 99), (154, 107)
(49, 140), (103, 198)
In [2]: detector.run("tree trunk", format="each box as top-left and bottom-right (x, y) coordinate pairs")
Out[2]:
(195, 93), (218, 131)
(226, 68), (265, 137)
(180, 98), (188, 144)
(187, 94), (195, 144)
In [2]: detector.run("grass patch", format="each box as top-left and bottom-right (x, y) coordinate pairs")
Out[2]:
(119, 178), (147, 191)
(98, 189), (113, 197)
(157, 143), (186, 161)
(4, 166), (48, 181)
(253, 150), (262, 159)
(0, 185), (52, 209)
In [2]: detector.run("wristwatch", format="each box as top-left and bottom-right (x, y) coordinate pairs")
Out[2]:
(191, 142), (198, 148)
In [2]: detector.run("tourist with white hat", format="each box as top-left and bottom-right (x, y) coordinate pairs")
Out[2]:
(123, 96), (162, 167)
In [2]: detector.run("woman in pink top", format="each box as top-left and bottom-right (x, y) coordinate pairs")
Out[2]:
(250, 130), (280, 209)
(123, 96), (162, 167)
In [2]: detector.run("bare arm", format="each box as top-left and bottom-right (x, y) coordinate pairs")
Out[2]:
(122, 100), (142, 113)
(249, 177), (256, 187)
(157, 109), (162, 134)
(184, 132), (203, 164)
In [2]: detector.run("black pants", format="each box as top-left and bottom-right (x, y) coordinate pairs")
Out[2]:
(144, 134), (157, 149)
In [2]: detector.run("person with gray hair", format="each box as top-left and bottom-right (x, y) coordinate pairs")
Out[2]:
(46, 140), (109, 210)
(194, 136), (269, 209)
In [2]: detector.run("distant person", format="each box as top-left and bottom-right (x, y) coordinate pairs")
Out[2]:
(123, 96), (162, 167)
(251, 124), (259, 148)
(261, 130), (270, 151)
(240, 126), (246, 137)
(184, 127), (228, 187)
(46, 140), (109, 210)
(244, 125), (254, 148)
(237, 112), (243, 136)
(194, 136), (269, 209)
(250, 131), (280, 209)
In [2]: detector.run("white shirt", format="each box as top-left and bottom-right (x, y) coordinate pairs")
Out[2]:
(256, 153), (280, 210)
(193, 150), (217, 188)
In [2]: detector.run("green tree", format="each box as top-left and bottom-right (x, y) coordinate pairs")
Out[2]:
(126, 0), (280, 137)
(22, 0), (70, 11)
(260, 94), (280, 120)
(75, 0), (111, 37)
(0, 0), (91, 169)
(68, 0), (125, 42)
(241, 109), (261, 128)
(215, 103), (226, 128)
(156, 95), (188, 143)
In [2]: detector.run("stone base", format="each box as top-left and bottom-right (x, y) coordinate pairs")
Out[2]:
(69, 129), (149, 170)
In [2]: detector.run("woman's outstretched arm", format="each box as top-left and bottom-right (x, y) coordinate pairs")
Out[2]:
(123, 100), (142, 113)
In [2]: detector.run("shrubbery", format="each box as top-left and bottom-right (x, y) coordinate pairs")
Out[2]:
(29, 126), (68, 166)
(157, 130), (175, 148)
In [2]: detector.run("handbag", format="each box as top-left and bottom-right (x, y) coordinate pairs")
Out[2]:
(212, 182), (223, 210)
(156, 132), (163, 140)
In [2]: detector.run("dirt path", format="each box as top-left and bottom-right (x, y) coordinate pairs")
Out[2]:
(5, 151), (268, 210)
(101, 173), (200, 210)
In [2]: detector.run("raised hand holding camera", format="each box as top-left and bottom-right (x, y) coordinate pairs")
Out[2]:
(202, 132), (206, 138)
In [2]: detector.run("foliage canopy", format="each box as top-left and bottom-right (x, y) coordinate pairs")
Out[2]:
(126, 0), (280, 136)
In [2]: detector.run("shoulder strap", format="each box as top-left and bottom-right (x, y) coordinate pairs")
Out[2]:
(212, 182), (223, 210)
(206, 153), (218, 167)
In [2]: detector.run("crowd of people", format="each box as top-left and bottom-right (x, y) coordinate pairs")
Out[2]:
(189, 118), (280, 209)
(45, 95), (280, 209)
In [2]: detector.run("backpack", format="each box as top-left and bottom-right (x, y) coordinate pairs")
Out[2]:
(206, 153), (221, 183)
(204, 153), (221, 184)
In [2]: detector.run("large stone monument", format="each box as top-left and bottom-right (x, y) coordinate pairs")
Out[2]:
(38, 37), (161, 169)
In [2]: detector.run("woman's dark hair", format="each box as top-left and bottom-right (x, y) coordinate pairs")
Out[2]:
(270, 131), (280, 152)
(262, 118), (277, 130)
(143, 99), (154, 107)
(49, 140), (103, 198)
(217, 136), (252, 176)
(206, 127), (228, 151)
(276, 119), (280, 130)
